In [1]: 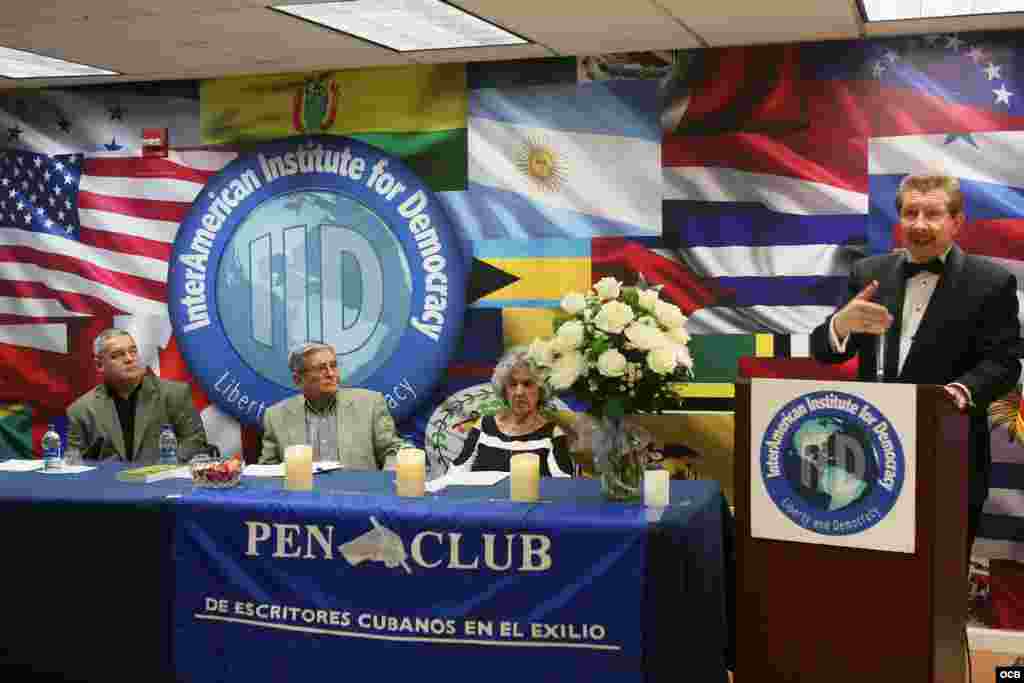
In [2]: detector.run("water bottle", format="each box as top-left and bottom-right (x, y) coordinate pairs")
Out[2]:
(42, 423), (62, 470)
(159, 424), (178, 466)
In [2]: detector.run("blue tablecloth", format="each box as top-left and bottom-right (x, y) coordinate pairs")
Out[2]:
(0, 461), (730, 683)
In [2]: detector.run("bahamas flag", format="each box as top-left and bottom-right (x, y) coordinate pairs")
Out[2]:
(200, 64), (467, 191)
(442, 79), (662, 240)
(471, 238), (590, 310)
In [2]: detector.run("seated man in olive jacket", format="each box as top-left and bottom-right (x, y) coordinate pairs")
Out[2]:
(67, 328), (208, 463)
(260, 342), (409, 469)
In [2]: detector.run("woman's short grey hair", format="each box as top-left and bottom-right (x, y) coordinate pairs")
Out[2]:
(93, 328), (133, 357)
(491, 347), (547, 405)
(288, 342), (336, 374)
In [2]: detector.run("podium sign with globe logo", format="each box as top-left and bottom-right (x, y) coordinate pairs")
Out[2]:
(753, 382), (915, 552)
(168, 136), (466, 425)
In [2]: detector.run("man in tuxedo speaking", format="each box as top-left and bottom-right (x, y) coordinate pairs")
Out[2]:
(811, 174), (1021, 557)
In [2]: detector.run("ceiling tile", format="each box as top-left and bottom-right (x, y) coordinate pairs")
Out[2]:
(0, 8), (410, 81)
(659, 0), (862, 46)
(0, 1), (270, 27)
(452, 0), (701, 53)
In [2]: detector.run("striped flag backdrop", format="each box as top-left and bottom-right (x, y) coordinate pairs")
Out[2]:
(200, 65), (467, 192)
(869, 131), (1024, 320)
(663, 43), (869, 335)
(665, 34), (1024, 559)
(986, 423), (1024, 561)
(663, 36), (1024, 334)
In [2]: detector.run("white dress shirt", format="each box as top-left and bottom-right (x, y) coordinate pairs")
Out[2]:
(893, 267), (941, 375)
(829, 249), (972, 402)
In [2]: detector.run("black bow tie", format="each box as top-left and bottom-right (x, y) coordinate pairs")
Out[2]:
(902, 258), (944, 278)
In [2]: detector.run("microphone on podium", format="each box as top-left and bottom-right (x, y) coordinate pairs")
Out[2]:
(876, 335), (886, 383)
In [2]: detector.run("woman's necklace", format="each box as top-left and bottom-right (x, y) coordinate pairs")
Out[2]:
(499, 412), (543, 436)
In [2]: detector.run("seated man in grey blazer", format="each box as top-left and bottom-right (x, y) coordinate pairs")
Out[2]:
(67, 328), (208, 463)
(260, 343), (409, 469)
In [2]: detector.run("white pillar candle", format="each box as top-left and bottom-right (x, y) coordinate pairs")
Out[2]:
(644, 469), (670, 507)
(284, 444), (314, 491)
(509, 452), (540, 502)
(395, 448), (426, 497)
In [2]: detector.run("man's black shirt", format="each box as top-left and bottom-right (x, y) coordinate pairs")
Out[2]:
(110, 382), (141, 462)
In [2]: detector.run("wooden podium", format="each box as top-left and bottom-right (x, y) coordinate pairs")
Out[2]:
(734, 379), (969, 682)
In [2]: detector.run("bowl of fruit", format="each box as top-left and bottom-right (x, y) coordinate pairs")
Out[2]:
(191, 452), (243, 488)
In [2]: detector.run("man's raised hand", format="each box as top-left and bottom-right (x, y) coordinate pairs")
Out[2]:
(834, 281), (893, 338)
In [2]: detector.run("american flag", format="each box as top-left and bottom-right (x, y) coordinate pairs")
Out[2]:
(0, 147), (239, 452)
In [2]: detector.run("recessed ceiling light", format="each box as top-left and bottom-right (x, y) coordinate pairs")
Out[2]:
(862, 0), (1024, 22)
(0, 46), (118, 79)
(272, 0), (528, 51)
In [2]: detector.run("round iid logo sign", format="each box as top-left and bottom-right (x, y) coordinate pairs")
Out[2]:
(760, 391), (905, 535)
(168, 135), (466, 425)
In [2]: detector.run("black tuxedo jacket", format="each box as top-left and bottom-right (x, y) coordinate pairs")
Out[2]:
(810, 245), (1021, 511)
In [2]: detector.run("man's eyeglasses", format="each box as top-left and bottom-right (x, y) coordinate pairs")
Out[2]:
(305, 360), (339, 376)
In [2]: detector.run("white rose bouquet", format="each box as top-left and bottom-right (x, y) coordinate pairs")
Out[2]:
(528, 276), (693, 420)
(527, 277), (694, 500)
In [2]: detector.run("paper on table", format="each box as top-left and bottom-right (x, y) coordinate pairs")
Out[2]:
(425, 478), (448, 493)
(244, 462), (344, 477)
(243, 464), (284, 477)
(38, 465), (97, 474)
(0, 459), (45, 472)
(426, 470), (509, 493)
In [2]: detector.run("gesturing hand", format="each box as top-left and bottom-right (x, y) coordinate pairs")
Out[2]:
(943, 384), (970, 412)
(833, 281), (894, 338)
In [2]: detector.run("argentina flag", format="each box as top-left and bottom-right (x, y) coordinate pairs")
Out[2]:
(441, 78), (662, 241)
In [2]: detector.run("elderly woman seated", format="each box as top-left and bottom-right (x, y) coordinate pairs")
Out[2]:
(451, 348), (575, 477)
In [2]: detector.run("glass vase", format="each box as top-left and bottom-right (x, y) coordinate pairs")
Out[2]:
(596, 415), (647, 502)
